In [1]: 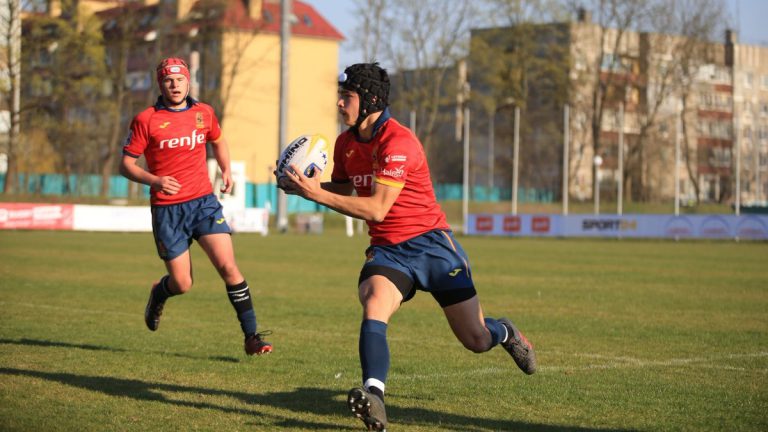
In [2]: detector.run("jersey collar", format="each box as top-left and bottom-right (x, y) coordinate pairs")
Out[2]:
(352, 107), (391, 142)
(154, 95), (198, 112)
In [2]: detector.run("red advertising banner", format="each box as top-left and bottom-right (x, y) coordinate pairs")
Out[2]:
(503, 215), (521, 233)
(0, 203), (75, 230)
(531, 216), (551, 233)
(475, 215), (494, 232)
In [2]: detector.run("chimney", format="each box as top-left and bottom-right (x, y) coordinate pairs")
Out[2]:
(175, 0), (195, 19)
(577, 8), (591, 23)
(725, 29), (736, 67)
(47, 0), (61, 17)
(156, 0), (195, 20)
(244, 0), (263, 21)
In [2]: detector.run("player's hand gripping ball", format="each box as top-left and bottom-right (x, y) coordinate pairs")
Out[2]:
(276, 134), (329, 180)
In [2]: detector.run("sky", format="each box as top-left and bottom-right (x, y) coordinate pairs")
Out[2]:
(302, 0), (768, 71)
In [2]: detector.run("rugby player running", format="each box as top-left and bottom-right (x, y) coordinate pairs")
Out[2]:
(120, 57), (272, 356)
(278, 62), (536, 431)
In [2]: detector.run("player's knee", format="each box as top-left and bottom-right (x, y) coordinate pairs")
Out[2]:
(215, 262), (241, 283)
(170, 275), (193, 293)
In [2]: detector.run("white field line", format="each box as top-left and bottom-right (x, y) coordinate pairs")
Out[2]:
(0, 301), (137, 318)
(390, 352), (768, 381)
(3, 301), (767, 376)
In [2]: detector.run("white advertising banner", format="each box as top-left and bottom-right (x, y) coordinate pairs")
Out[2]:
(467, 214), (768, 240)
(224, 208), (269, 235)
(72, 205), (152, 232)
(72, 204), (269, 235)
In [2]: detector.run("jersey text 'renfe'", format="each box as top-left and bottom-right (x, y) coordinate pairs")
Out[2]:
(123, 99), (221, 205)
(331, 117), (449, 245)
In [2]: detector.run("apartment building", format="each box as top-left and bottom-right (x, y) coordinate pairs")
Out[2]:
(469, 11), (768, 205)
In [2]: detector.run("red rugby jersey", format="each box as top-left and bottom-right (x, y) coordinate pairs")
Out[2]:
(123, 99), (221, 205)
(331, 117), (449, 245)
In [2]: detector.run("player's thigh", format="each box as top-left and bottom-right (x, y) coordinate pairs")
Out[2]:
(164, 249), (193, 292)
(359, 275), (403, 323)
(197, 233), (243, 282)
(441, 295), (490, 350)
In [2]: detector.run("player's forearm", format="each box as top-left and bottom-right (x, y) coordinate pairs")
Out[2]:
(312, 189), (388, 222)
(210, 139), (231, 175)
(321, 181), (354, 195)
(120, 160), (158, 187)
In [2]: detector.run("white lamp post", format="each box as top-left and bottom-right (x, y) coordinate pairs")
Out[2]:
(594, 154), (603, 215)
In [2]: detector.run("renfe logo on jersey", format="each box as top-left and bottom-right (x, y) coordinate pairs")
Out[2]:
(159, 129), (206, 150)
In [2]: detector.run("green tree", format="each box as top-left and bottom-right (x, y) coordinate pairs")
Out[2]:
(22, 0), (114, 194)
(468, 0), (571, 195)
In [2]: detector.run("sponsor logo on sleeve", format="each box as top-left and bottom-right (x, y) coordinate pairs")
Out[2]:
(380, 165), (405, 178)
(384, 154), (407, 163)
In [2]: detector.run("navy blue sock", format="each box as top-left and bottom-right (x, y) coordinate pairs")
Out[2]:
(226, 280), (257, 336)
(359, 319), (389, 399)
(152, 276), (176, 303)
(484, 317), (507, 348)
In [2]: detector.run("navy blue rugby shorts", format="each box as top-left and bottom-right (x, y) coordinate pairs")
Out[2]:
(151, 194), (231, 261)
(359, 229), (477, 307)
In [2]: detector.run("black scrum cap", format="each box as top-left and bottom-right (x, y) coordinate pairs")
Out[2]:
(338, 62), (390, 125)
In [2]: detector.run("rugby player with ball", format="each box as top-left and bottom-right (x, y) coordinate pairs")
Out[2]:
(278, 62), (537, 431)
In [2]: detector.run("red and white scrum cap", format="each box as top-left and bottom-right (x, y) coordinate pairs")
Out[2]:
(156, 57), (190, 86)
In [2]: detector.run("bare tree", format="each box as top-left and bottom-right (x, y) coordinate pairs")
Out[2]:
(355, 0), (387, 63)
(469, 0), (571, 195)
(98, 2), (146, 197)
(186, 0), (267, 126)
(0, 0), (23, 193)
(22, 0), (113, 194)
(564, 0), (649, 203)
(630, 0), (724, 203)
(564, 0), (725, 204)
(351, 0), (482, 183)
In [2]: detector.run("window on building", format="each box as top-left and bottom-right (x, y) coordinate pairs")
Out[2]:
(206, 73), (220, 91)
(745, 72), (754, 88)
(709, 147), (732, 167)
(125, 71), (151, 91)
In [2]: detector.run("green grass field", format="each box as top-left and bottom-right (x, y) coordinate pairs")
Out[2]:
(1, 228), (766, 431)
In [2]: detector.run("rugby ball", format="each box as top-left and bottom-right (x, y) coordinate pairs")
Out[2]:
(276, 134), (329, 179)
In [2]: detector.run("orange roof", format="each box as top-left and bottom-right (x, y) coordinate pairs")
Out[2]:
(97, 0), (344, 42)
(260, 1), (345, 41)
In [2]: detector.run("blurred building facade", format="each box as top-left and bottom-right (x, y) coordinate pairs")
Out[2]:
(466, 11), (768, 205)
(23, 0), (343, 185)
